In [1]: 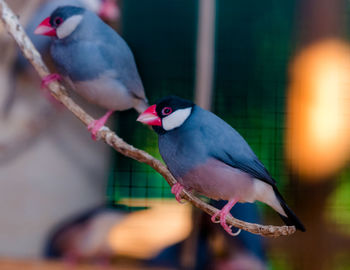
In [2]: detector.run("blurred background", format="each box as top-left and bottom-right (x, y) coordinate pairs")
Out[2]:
(0, 0), (350, 269)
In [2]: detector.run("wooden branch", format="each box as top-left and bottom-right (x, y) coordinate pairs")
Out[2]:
(0, 0), (296, 237)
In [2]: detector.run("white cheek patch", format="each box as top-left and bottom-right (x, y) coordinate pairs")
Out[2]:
(57, 15), (83, 39)
(162, 107), (192, 131)
(80, 0), (100, 13)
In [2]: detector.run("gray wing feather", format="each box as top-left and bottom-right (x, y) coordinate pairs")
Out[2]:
(97, 28), (146, 100)
(193, 106), (276, 186)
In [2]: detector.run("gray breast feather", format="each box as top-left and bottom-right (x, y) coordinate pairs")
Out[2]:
(180, 158), (256, 201)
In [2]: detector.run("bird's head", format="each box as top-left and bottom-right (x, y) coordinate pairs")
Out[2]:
(34, 6), (86, 39)
(137, 96), (194, 134)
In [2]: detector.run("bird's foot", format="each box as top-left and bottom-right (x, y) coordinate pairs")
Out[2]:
(210, 199), (241, 236)
(88, 110), (114, 140)
(41, 73), (61, 89)
(171, 182), (186, 204)
(40, 73), (63, 109)
(210, 211), (221, 224)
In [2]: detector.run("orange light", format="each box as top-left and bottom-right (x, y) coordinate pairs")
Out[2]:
(107, 199), (192, 259)
(286, 40), (350, 180)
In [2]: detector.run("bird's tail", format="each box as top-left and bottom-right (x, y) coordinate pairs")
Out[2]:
(273, 186), (305, 232)
(134, 98), (149, 114)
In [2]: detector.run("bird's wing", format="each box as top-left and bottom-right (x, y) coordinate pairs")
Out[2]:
(194, 107), (276, 186)
(52, 35), (146, 101)
(96, 32), (147, 101)
(221, 154), (276, 186)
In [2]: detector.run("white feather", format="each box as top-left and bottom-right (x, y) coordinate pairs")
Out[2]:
(57, 15), (83, 39)
(162, 108), (192, 131)
(253, 179), (286, 216)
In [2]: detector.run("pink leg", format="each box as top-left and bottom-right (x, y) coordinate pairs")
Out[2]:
(41, 73), (61, 89)
(40, 73), (63, 108)
(171, 182), (185, 204)
(211, 199), (241, 236)
(88, 110), (114, 140)
(211, 210), (221, 224)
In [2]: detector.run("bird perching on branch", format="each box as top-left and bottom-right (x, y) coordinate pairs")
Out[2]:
(138, 96), (305, 235)
(34, 6), (149, 140)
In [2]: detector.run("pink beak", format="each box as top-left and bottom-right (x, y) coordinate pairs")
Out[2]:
(99, 0), (120, 20)
(34, 17), (56, 36)
(137, 105), (162, 126)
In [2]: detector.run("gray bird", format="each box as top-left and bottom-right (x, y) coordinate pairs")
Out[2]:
(34, 5), (148, 139)
(137, 96), (305, 235)
(4, 0), (118, 116)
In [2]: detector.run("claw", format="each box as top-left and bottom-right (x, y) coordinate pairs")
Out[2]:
(175, 191), (185, 204)
(171, 182), (186, 204)
(40, 73), (63, 108)
(88, 110), (114, 140)
(210, 198), (241, 236)
(221, 216), (241, 236)
(229, 228), (241, 236)
(171, 184), (179, 194)
(41, 73), (61, 89)
(210, 211), (221, 223)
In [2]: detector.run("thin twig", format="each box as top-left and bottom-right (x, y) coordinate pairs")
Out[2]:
(0, 0), (296, 237)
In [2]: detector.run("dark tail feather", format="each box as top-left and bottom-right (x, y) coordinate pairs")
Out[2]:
(273, 186), (305, 232)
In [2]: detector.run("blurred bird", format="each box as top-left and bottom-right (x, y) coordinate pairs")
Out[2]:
(137, 96), (305, 235)
(44, 205), (125, 261)
(34, 5), (148, 139)
(3, 0), (119, 116)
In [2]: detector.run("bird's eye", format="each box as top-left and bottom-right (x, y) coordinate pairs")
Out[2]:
(54, 17), (63, 26)
(161, 107), (172, 115)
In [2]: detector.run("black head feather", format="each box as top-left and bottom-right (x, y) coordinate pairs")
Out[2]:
(49, 6), (85, 28)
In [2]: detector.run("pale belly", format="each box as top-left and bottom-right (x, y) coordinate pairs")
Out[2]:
(178, 158), (285, 215)
(71, 77), (135, 111)
(179, 159), (257, 202)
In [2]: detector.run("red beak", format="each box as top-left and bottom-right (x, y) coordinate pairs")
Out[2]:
(137, 105), (162, 126)
(34, 17), (56, 36)
(99, 0), (119, 20)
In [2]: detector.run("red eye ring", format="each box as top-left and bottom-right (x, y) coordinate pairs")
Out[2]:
(161, 107), (172, 115)
(54, 17), (63, 26)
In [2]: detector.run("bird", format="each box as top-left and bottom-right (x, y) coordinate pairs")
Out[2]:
(34, 5), (148, 139)
(137, 96), (305, 235)
(44, 205), (125, 262)
(3, 0), (119, 116)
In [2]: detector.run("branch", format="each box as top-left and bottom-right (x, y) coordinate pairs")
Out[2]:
(0, 0), (296, 237)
